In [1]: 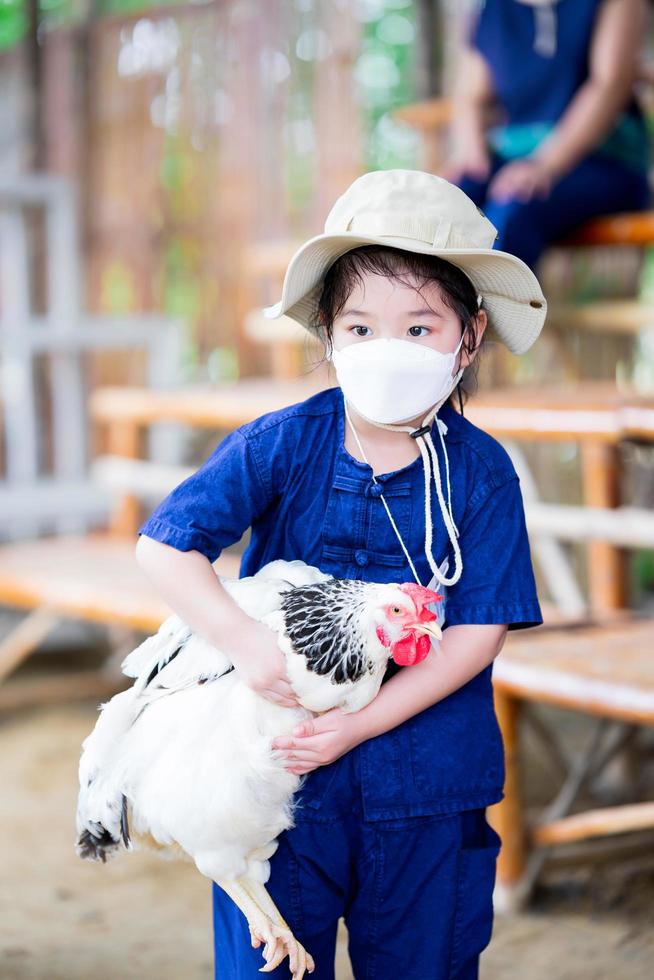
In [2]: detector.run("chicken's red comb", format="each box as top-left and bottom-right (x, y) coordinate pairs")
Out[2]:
(398, 582), (442, 611)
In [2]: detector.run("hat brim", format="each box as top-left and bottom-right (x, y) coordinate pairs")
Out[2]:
(262, 232), (546, 355)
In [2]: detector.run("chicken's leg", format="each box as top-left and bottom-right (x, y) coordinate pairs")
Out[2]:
(242, 877), (316, 975)
(215, 875), (314, 979)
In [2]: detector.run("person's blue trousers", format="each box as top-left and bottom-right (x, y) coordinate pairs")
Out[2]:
(456, 151), (650, 269)
(212, 746), (502, 979)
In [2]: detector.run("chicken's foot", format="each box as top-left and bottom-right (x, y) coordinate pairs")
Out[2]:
(242, 877), (316, 975)
(215, 875), (314, 979)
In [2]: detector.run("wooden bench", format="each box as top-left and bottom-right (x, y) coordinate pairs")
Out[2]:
(493, 618), (654, 910)
(0, 442), (244, 713)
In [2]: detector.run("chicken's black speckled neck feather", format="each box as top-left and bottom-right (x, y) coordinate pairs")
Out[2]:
(280, 579), (377, 684)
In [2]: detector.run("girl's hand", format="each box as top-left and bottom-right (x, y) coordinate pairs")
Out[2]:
(271, 708), (363, 775)
(487, 158), (553, 203)
(228, 620), (300, 708)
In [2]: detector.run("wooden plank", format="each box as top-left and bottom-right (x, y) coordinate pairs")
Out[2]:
(89, 380), (654, 442)
(0, 534), (241, 632)
(559, 211), (654, 247)
(0, 670), (129, 712)
(495, 620), (654, 724)
(390, 96), (452, 131)
(13, 314), (184, 350)
(532, 802), (654, 845)
(0, 607), (61, 684)
(90, 373), (332, 429)
(244, 309), (312, 343)
(0, 479), (111, 526)
(547, 300), (654, 335)
(91, 456), (194, 499)
(524, 504), (654, 548)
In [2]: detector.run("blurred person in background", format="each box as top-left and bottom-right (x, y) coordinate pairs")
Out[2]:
(441, 0), (651, 268)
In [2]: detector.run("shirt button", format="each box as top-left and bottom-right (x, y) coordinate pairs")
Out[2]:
(354, 550), (369, 567)
(369, 483), (384, 498)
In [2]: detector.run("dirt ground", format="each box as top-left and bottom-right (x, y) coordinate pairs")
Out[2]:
(1, 630), (654, 980)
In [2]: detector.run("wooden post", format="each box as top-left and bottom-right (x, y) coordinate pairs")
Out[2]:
(580, 441), (627, 611)
(106, 419), (141, 536)
(0, 608), (60, 685)
(490, 688), (527, 894)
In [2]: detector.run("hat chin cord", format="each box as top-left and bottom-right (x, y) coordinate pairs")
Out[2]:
(343, 368), (464, 588)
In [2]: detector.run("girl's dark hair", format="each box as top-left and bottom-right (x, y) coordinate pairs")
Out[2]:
(310, 245), (485, 409)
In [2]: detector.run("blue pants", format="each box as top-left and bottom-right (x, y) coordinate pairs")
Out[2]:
(456, 152), (650, 269)
(212, 747), (501, 979)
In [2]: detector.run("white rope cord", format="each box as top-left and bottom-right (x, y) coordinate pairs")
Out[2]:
(344, 382), (464, 588)
(436, 415), (458, 536)
(344, 403), (423, 587)
(422, 428), (463, 585)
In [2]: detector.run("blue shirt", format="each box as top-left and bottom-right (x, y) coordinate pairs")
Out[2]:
(469, 0), (650, 174)
(138, 386), (542, 818)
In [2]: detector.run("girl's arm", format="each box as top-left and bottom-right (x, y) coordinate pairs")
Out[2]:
(532, 0), (648, 180)
(273, 623), (507, 773)
(135, 535), (300, 707)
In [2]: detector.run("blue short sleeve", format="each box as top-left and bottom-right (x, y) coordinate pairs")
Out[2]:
(444, 475), (542, 630)
(137, 429), (272, 564)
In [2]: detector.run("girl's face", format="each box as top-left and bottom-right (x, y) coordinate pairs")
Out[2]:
(330, 272), (485, 369)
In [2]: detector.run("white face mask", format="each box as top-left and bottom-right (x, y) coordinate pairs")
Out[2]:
(330, 336), (465, 425)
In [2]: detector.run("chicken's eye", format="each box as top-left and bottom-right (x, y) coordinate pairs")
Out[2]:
(391, 606), (402, 614)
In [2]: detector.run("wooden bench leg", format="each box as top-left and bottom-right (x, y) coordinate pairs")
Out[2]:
(0, 607), (61, 684)
(580, 442), (627, 613)
(489, 688), (532, 911)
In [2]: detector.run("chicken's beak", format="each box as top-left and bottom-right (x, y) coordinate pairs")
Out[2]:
(413, 621), (442, 642)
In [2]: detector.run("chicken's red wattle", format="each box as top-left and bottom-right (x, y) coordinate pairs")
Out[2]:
(391, 631), (431, 666)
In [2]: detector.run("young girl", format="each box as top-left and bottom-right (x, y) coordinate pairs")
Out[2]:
(135, 169), (546, 980)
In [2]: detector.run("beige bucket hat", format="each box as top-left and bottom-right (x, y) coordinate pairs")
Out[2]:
(262, 169), (547, 355)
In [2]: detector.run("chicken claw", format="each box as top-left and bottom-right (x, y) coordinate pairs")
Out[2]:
(215, 875), (315, 978)
(257, 919), (312, 977)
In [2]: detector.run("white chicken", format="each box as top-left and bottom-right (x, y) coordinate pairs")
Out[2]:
(76, 559), (442, 979)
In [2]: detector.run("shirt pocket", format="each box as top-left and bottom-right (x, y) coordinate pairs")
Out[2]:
(448, 808), (502, 977)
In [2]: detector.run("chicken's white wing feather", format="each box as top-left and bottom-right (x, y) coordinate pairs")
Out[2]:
(121, 559), (330, 687)
(121, 613), (191, 679)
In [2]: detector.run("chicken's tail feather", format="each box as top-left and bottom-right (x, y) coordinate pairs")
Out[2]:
(120, 794), (131, 848)
(76, 823), (121, 863)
